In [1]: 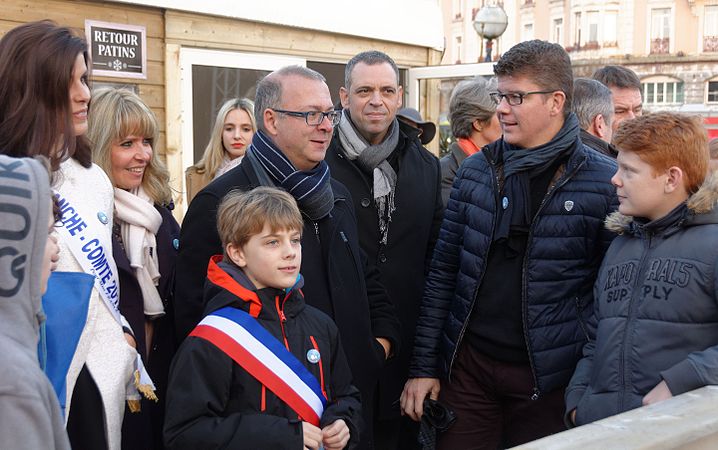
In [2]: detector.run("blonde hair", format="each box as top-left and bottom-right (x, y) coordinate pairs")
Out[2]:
(88, 88), (172, 204)
(190, 98), (256, 179)
(217, 187), (303, 252)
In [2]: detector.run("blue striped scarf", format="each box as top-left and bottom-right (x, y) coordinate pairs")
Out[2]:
(247, 130), (334, 220)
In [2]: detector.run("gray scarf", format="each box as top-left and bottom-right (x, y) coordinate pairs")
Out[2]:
(337, 110), (400, 245)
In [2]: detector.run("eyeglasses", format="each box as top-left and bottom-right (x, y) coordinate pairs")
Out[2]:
(489, 90), (559, 106)
(271, 108), (341, 127)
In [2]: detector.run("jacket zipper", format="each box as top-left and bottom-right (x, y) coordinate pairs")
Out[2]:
(313, 221), (320, 243)
(447, 156), (502, 380)
(521, 156), (585, 400)
(261, 385), (266, 412)
(309, 335), (328, 400)
(618, 229), (652, 411)
(275, 295), (289, 348)
(575, 296), (591, 342)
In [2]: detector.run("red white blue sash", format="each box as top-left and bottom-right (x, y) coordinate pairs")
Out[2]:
(190, 306), (327, 426)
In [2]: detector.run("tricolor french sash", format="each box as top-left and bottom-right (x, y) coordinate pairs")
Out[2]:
(53, 190), (121, 323)
(190, 306), (327, 426)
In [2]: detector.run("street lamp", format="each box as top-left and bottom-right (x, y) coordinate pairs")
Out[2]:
(473, 4), (509, 62)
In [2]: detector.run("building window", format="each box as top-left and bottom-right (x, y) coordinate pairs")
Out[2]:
(587, 11), (599, 44)
(650, 8), (671, 54)
(522, 23), (534, 42)
(573, 12), (582, 48)
(705, 6), (718, 52)
(553, 18), (563, 45)
(642, 78), (684, 105)
(453, 0), (463, 20)
(454, 35), (462, 64)
(708, 81), (718, 103)
(604, 12), (618, 47)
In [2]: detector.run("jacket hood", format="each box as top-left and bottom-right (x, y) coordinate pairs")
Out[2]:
(0, 155), (52, 357)
(606, 169), (718, 234)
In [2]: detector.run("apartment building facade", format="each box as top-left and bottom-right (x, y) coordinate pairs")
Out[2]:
(441, 0), (718, 137)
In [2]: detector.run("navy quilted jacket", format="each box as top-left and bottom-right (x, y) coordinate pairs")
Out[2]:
(409, 139), (618, 396)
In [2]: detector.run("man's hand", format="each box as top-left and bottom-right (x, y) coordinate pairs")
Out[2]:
(400, 377), (440, 422)
(322, 419), (350, 450)
(302, 422), (322, 450)
(642, 380), (673, 406)
(376, 337), (391, 359)
(570, 408), (577, 425)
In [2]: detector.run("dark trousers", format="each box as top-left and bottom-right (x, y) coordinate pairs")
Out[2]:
(374, 415), (421, 450)
(66, 365), (108, 450)
(437, 345), (566, 450)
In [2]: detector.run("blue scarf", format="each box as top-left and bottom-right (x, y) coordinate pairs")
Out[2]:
(246, 130), (334, 221)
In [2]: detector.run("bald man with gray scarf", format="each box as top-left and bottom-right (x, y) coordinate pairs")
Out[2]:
(325, 50), (444, 450)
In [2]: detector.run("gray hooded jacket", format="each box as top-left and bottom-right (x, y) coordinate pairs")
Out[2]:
(566, 171), (718, 426)
(0, 155), (70, 449)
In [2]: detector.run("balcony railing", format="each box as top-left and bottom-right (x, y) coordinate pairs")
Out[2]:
(651, 37), (670, 54)
(705, 35), (718, 52)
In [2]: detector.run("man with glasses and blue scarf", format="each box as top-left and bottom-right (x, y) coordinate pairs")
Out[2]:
(174, 65), (400, 449)
(401, 40), (618, 449)
(325, 51), (443, 450)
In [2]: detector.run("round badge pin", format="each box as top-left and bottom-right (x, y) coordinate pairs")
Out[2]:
(502, 196), (509, 210)
(172, 238), (180, 250)
(306, 349), (321, 364)
(97, 211), (109, 224)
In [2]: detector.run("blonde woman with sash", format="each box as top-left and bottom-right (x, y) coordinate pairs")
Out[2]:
(185, 98), (255, 203)
(0, 21), (144, 450)
(88, 88), (180, 450)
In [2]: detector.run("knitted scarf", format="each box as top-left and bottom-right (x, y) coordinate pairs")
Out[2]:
(247, 130), (334, 221)
(337, 110), (400, 245)
(113, 186), (164, 317)
(492, 113), (581, 242)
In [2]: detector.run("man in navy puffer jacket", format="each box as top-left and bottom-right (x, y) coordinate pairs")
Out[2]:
(400, 40), (618, 449)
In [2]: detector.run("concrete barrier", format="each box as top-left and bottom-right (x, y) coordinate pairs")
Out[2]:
(511, 386), (718, 450)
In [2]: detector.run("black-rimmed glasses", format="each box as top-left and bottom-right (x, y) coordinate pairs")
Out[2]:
(271, 108), (341, 126)
(489, 90), (559, 106)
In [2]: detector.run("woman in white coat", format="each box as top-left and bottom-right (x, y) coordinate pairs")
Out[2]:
(0, 20), (143, 450)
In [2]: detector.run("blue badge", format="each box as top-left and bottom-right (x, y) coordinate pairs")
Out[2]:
(97, 211), (109, 224)
(502, 196), (509, 210)
(172, 238), (179, 250)
(306, 349), (321, 364)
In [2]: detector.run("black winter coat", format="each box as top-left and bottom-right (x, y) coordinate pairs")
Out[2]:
(174, 158), (400, 447)
(567, 176), (718, 426)
(164, 258), (362, 449)
(410, 139), (618, 397)
(114, 204), (179, 450)
(326, 123), (443, 419)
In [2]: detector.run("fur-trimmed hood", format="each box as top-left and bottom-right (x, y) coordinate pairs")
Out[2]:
(605, 170), (718, 234)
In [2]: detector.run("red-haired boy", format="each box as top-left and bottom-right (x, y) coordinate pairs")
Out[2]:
(566, 112), (718, 426)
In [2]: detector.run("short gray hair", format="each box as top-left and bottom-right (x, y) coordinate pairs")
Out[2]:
(254, 66), (326, 131)
(572, 78), (614, 130)
(449, 77), (497, 139)
(344, 51), (399, 90)
(592, 65), (641, 91)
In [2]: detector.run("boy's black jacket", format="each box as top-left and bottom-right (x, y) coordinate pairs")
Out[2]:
(164, 257), (362, 449)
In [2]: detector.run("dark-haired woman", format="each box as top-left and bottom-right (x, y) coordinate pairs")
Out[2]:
(0, 21), (140, 450)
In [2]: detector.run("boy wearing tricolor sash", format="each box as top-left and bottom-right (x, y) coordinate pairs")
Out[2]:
(164, 187), (362, 450)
